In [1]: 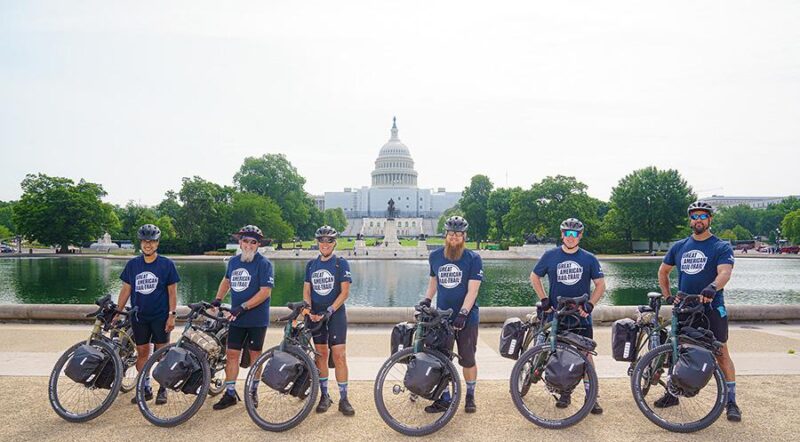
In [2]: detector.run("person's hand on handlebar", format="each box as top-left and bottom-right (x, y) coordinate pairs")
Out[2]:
(538, 297), (551, 312)
(418, 298), (432, 308)
(230, 303), (246, 319)
(452, 308), (468, 330)
(579, 301), (594, 318)
(210, 299), (222, 308)
(700, 283), (717, 304)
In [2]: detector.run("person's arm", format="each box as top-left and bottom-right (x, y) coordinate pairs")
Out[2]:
(114, 283), (132, 322)
(214, 278), (231, 302)
(242, 287), (272, 310)
(330, 281), (350, 312)
(714, 264), (733, 290)
(589, 277), (605, 306)
(461, 280), (481, 312)
(423, 276), (437, 301)
(658, 263), (674, 299)
(529, 272), (547, 302)
(165, 283), (177, 332)
(302, 281), (312, 306)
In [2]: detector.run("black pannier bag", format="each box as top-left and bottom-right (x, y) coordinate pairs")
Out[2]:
(94, 360), (116, 389)
(181, 369), (204, 395)
(403, 353), (445, 400)
(670, 344), (716, 397)
(499, 317), (525, 360)
(391, 322), (416, 355)
(261, 350), (304, 394)
(612, 318), (639, 362)
(423, 326), (455, 354)
(544, 349), (586, 393)
(558, 331), (597, 353)
(289, 365), (312, 399)
(679, 326), (716, 350)
(153, 347), (200, 390)
(65, 344), (106, 385)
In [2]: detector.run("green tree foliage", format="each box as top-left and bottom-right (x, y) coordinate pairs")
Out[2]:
(323, 208), (347, 233)
(608, 167), (694, 252)
(487, 187), (520, 241)
(714, 205), (759, 234)
(156, 190), (182, 221)
(718, 229), (737, 241)
(0, 201), (16, 233)
(781, 209), (800, 244)
(234, 154), (314, 232)
(297, 205), (325, 240)
(459, 175), (494, 247)
(731, 225), (753, 241)
(231, 192), (293, 243)
(12, 174), (116, 252)
(0, 225), (12, 241)
(175, 176), (234, 253)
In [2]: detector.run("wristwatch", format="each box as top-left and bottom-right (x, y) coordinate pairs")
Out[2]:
(168, 310), (177, 316)
(459, 308), (469, 316)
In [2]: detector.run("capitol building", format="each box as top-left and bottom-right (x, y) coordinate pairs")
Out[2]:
(318, 118), (461, 237)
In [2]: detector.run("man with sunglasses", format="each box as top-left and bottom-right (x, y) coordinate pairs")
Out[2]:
(657, 201), (741, 422)
(420, 215), (484, 414)
(530, 218), (606, 415)
(116, 224), (180, 405)
(211, 225), (274, 410)
(304, 225), (355, 416)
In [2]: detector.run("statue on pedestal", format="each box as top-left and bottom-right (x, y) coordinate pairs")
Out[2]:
(387, 199), (397, 220)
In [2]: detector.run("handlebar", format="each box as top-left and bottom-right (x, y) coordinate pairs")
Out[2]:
(177, 301), (232, 322)
(672, 292), (705, 316)
(414, 304), (453, 327)
(555, 294), (589, 317)
(278, 301), (310, 322)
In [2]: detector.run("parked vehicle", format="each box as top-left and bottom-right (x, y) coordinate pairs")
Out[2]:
(0, 244), (15, 253)
(780, 245), (800, 254)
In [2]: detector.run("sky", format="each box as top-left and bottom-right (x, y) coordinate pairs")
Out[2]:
(1, 1), (798, 206)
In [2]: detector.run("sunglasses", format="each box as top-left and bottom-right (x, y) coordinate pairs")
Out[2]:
(690, 213), (710, 220)
(563, 230), (580, 238)
(318, 238), (335, 244)
(446, 231), (465, 237)
(241, 238), (259, 245)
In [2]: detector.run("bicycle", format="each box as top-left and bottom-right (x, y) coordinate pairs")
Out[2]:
(48, 294), (138, 422)
(374, 304), (462, 437)
(630, 292), (727, 433)
(614, 292), (669, 397)
(135, 301), (231, 427)
(244, 301), (328, 432)
(508, 294), (599, 429)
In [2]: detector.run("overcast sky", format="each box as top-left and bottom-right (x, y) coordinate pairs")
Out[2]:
(1, 1), (798, 206)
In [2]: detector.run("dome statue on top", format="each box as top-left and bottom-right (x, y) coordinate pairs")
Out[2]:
(371, 117), (418, 188)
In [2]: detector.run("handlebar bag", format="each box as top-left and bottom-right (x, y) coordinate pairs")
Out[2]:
(391, 322), (416, 356)
(403, 352), (445, 400)
(670, 344), (716, 397)
(153, 347), (200, 390)
(65, 344), (106, 386)
(261, 350), (304, 394)
(544, 348), (585, 393)
(612, 318), (639, 362)
(499, 317), (525, 360)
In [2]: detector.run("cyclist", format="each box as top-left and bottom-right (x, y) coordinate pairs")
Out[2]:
(304, 225), (355, 416)
(116, 224), (180, 405)
(211, 225), (274, 410)
(657, 201), (741, 422)
(530, 218), (606, 415)
(419, 215), (483, 414)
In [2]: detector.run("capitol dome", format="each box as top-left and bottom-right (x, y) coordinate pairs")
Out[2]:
(371, 117), (418, 188)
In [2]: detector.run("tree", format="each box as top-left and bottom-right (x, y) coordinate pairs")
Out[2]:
(609, 167), (694, 252)
(175, 176), (234, 253)
(12, 174), (116, 252)
(231, 192), (294, 243)
(323, 208), (347, 233)
(487, 187), (520, 241)
(718, 229), (737, 241)
(0, 225), (12, 241)
(0, 201), (15, 233)
(732, 225), (753, 241)
(781, 209), (800, 244)
(459, 175), (493, 248)
(156, 190), (182, 221)
(714, 205), (759, 234)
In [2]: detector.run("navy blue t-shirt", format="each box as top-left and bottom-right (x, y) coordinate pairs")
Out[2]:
(225, 253), (274, 328)
(663, 235), (734, 308)
(428, 248), (484, 325)
(532, 247), (604, 322)
(305, 255), (352, 313)
(120, 255), (180, 322)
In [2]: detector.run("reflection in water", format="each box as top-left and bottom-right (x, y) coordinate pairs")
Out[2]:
(1, 257), (799, 307)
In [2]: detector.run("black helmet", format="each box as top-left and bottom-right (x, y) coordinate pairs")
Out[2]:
(687, 201), (715, 215)
(234, 225), (264, 241)
(444, 216), (469, 232)
(315, 225), (338, 239)
(137, 224), (161, 241)
(560, 218), (584, 232)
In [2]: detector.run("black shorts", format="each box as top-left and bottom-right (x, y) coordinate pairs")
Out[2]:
(132, 317), (169, 346)
(227, 325), (267, 351)
(687, 304), (729, 343)
(312, 308), (347, 346)
(453, 323), (479, 368)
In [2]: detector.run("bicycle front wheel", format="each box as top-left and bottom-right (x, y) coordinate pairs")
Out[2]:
(631, 344), (726, 433)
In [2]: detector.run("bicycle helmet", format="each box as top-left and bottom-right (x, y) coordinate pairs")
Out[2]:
(315, 225), (338, 239)
(444, 216), (469, 232)
(234, 225), (264, 241)
(559, 218), (584, 232)
(137, 224), (161, 241)
(687, 201), (715, 215)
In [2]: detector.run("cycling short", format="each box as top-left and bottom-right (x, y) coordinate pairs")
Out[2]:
(312, 308), (347, 346)
(132, 317), (169, 346)
(452, 323), (478, 368)
(687, 304), (729, 343)
(227, 325), (267, 351)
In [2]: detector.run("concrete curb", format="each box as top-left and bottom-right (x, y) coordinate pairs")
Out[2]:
(1, 304), (799, 324)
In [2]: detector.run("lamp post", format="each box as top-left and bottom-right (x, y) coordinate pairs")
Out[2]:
(776, 228), (781, 254)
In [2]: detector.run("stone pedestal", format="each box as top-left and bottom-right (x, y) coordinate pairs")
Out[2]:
(382, 219), (400, 248)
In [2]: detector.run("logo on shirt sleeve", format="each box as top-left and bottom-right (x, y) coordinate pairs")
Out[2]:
(312, 269), (335, 296)
(680, 250), (708, 275)
(230, 268), (252, 292)
(344, 270), (352, 279)
(135, 272), (159, 294)
(556, 261), (583, 286)
(438, 264), (463, 288)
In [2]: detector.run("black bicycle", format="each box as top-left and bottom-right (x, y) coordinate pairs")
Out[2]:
(374, 304), (461, 437)
(48, 295), (138, 422)
(135, 301), (231, 427)
(243, 301), (328, 432)
(508, 294), (599, 429)
(630, 292), (727, 433)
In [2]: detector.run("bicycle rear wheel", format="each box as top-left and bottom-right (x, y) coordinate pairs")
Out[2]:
(631, 344), (726, 433)
(244, 345), (319, 432)
(373, 348), (461, 437)
(48, 340), (123, 422)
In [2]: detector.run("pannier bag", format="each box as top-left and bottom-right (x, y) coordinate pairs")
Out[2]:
(153, 347), (200, 390)
(558, 331), (597, 353)
(261, 350), (304, 394)
(499, 317), (525, 360)
(679, 326), (716, 350)
(391, 322), (416, 355)
(289, 365), (312, 399)
(670, 344), (716, 397)
(65, 344), (106, 385)
(94, 360), (116, 389)
(403, 353), (445, 400)
(612, 318), (639, 362)
(544, 349), (586, 393)
(185, 328), (222, 359)
(181, 369), (204, 395)
(423, 326), (455, 354)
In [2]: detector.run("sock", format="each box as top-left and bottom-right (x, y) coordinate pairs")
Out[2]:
(440, 388), (451, 402)
(320, 377), (329, 396)
(466, 381), (476, 396)
(726, 382), (736, 404)
(338, 382), (348, 400)
(144, 376), (151, 390)
(225, 381), (236, 395)
(584, 380), (590, 395)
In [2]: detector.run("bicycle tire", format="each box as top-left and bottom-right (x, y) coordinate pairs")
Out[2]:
(373, 348), (462, 437)
(48, 339), (123, 423)
(208, 329), (228, 397)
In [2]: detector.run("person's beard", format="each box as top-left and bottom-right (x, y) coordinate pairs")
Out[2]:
(444, 240), (465, 261)
(692, 223), (707, 235)
(240, 248), (256, 263)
